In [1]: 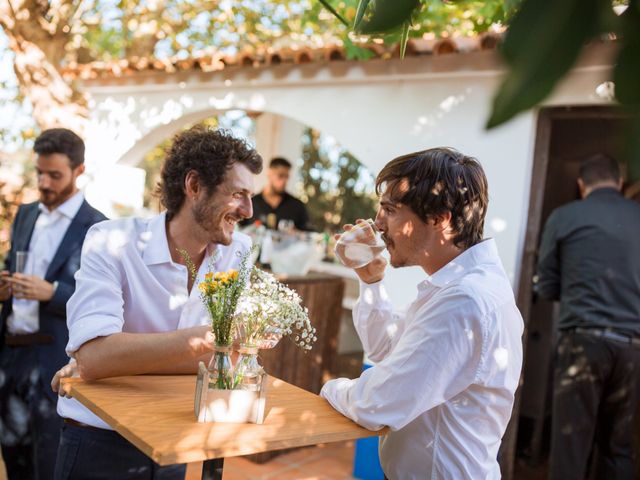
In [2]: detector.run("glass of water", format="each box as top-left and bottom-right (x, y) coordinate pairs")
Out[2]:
(334, 219), (386, 269)
(15, 251), (29, 274)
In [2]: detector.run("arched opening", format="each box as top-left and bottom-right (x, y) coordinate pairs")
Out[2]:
(124, 110), (378, 236)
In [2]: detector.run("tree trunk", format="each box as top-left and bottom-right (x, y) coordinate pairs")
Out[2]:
(0, 0), (88, 133)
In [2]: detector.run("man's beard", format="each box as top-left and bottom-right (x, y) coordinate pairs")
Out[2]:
(192, 200), (229, 246)
(40, 181), (75, 208)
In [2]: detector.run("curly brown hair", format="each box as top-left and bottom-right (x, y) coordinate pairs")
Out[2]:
(375, 147), (488, 250)
(158, 125), (263, 218)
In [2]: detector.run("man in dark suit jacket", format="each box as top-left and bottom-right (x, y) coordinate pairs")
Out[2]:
(0, 128), (106, 480)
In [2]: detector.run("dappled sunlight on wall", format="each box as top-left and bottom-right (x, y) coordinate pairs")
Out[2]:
(410, 89), (472, 137)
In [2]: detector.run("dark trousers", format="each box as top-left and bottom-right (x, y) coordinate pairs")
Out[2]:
(54, 422), (186, 480)
(0, 344), (61, 480)
(549, 330), (640, 480)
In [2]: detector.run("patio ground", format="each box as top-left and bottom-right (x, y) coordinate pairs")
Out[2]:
(0, 441), (357, 480)
(219, 441), (356, 480)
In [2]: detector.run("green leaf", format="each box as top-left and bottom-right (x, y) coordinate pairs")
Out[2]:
(355, 0), (420, 34)
(317, 0), (350, 27)
(486, 0), (605, 129)
(343, 36), (376, 60)
(354, 0), (372, 29)
(399, 21), (410, 59)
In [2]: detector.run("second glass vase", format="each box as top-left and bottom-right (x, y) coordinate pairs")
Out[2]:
(233, 345), (263, 391)
(208, 345), (234, 390)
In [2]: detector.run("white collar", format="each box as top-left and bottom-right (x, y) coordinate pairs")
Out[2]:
(142, 211), (220, 267)
(38, 190), (84, 220)
(420, 238), (499, 290)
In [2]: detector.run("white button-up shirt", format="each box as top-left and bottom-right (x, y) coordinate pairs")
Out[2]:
(57, 212), (251, 428)
(8, 191), (85, 334)
(321, 239), (523, 480)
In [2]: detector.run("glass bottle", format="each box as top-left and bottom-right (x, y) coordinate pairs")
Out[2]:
(208, 345), (234, 390)
(233, 345), (263, 391)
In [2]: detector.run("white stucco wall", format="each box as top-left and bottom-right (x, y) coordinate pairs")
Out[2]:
(79, 49), (613, 309)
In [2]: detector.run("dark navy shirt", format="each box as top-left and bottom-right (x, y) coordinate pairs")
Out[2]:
(243, 192), (310, 231)
(536, 188), (640, 334)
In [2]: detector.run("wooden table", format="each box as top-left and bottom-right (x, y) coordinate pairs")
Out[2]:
(62, 375), (385, 479)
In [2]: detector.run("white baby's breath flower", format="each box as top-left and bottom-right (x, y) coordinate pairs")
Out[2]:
(233, 266), (316, 352)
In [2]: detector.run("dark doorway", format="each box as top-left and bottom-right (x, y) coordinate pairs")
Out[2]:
(511, 106), (636, 479)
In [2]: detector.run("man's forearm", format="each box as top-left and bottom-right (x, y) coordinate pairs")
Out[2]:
(75, 326), (213, 380)
(146, 351), (218, 375)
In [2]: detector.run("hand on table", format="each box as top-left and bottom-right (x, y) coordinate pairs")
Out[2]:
(6, 273), (55, 301)
(51, 359), (78, 398)
(0, 271), (11, 301)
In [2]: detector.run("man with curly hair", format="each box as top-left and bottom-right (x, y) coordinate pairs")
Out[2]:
(51, 126), (262, 479)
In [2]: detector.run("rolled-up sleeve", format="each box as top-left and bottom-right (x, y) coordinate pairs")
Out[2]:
(321, 289), (483, 431)
(66, 226), (125, 355)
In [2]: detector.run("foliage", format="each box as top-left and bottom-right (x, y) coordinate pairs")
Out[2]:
(2, 0), (531, 143)
(0, 155), (38, 268)
(320, 1), (519, 50)
(318, 0), (639, 176)
(43, 0), (351, 62)
(140, 139), (170, 214)
(486, 0), (626, 128)
(299, 128), (378, 233)
(0, 182), (23, 267)
(317, 1), (636, 126)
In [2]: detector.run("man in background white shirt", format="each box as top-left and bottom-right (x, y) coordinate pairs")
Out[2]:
(0, 128), (106, 480)
(51, 126), (262, 480)
(321, 147), (524, 479)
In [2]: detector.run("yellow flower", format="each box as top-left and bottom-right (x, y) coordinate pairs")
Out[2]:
(198, 269), (239, 296)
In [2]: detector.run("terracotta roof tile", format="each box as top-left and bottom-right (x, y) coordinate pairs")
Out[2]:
(61, 33), (505, 81)
(433, 38), (458, 55)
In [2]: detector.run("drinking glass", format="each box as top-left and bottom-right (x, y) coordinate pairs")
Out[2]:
(15, 251), (29, 274)
(277, 219), (295, 232)
(334, 219), (386, 269)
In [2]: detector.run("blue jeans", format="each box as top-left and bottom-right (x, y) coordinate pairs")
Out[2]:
(54, 422), (186, 480)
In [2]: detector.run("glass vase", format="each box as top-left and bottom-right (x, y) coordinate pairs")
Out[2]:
(256, 325), (284, 350)
(233, 345), (263, 391)
(208, 345), (234, 390)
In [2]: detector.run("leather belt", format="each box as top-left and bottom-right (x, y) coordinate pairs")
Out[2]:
(574, 327), (640, 347)
(4, 332), (54, 346)
(63, 418), (109, 433)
